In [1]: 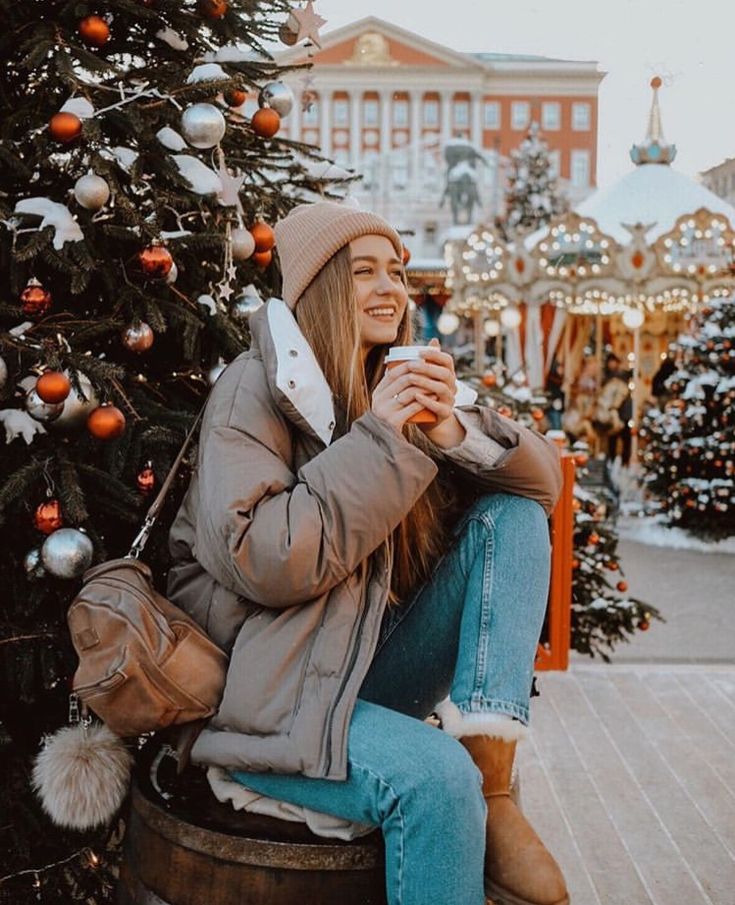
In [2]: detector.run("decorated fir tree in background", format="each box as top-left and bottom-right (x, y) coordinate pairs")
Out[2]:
(500, 122), (565, 239)
(0, 1), (342, 900)
(570, 470), (661, 661)
(639, 295), (735, 539)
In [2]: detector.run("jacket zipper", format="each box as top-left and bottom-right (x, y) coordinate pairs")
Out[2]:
(322, 539), (392, 774)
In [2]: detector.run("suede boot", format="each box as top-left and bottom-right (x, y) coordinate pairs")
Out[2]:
(461, 735), (569, 905)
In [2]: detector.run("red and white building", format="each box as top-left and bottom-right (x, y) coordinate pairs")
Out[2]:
(276, 17), (604, 258)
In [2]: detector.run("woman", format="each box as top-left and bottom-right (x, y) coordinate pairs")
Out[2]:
(168, 201), (567, 905)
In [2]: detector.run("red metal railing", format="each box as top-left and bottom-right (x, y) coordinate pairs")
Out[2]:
(535, 454), (576, 671)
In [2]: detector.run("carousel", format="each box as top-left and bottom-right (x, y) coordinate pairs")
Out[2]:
(435, 78), (735, 455)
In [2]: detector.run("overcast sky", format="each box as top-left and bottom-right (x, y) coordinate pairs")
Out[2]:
(311, 0), (734, 188)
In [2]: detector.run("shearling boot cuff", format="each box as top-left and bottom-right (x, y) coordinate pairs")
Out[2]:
(435, 698), (528, 741)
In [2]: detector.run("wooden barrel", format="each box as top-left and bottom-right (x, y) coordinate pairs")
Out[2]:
(117, 749), (387, 905)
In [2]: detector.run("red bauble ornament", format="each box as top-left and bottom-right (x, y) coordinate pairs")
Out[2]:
(249, 221), (275, 252)
(531, 407), (544, 422)
(638, 620), (650, 631)
(252, 249), (272, 269)
(574, 452), (589, 467)
(49, 111), (82, 143)
(497, 405), (513, 418)
(122, 322), (155, 353)
(34, 499), (63, 535)
(79, 15), (110, 47)
(138, 244), (174, 278)
(199, 0), (228, 17)
(571, 558), (580, 569)
(252, 107), (280, 138)
(224, 87), (247, 107)
(588, 532), (600, 546)
(87, 404), (126, 440)
(36, 371), (71, 404)
(616, 580), (628, 592)
(482, 371), (497, 388)
(21, 279), (52, 318)
(137, 465), (155, 494)
(402, 246), (411, 266)
(605, 561), (619, 571)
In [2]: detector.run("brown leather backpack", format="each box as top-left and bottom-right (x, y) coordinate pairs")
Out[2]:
(66, 409), (227, 737)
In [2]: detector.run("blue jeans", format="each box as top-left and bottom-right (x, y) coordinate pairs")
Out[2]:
(232, 493), (551, 905)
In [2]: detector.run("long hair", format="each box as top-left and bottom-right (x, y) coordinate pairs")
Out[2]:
(295, 245), (449, 602)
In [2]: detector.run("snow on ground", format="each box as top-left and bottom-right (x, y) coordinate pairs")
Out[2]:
(619, 514), (735, 554)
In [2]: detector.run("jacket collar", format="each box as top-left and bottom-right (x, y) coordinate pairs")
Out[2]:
(250, 298), (336, 446)
(248, 297), (478, 447)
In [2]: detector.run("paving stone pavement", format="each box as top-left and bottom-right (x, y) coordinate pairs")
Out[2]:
(520, 537), (735, 905)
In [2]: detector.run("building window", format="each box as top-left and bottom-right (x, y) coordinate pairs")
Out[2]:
(571, 150), (590, 187)
(303, 97), (319, 126)
(393, 99), (408, 127)
(363, 99), (379, 127)
(333, 98), (349, 126)
(483, 101), (500, 129)
(572, 102), (591, 131)
(454, 100), (469, 127)
(548, 149), (561, 178)
(511, 101), (530, 130)
(542, 102), (560, 131)
(423, 99), (439, 127)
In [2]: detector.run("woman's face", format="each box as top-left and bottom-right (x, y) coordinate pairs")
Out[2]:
(350, 234), (408, 354)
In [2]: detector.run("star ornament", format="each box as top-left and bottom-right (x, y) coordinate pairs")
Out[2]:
(291, 1), (326, 48)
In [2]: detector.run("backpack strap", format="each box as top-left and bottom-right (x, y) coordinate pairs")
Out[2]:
(128, 405), (206, 559)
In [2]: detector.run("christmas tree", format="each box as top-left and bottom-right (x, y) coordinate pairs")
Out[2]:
(639, 295), (735, 540)
(501, 122), (565, 239)
(0, 2), (342, 901)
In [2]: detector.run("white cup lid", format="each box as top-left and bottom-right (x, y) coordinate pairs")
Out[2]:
(384, 345), (433, 363)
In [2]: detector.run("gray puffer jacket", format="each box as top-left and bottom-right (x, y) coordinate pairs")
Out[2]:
(167, 298), (561, 781)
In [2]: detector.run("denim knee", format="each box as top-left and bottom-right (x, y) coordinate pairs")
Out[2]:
(469, 493), (549, 546)
(400, 731), (485, 819)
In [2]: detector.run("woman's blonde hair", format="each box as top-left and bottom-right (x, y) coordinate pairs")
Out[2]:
(295, 244), (448, 602)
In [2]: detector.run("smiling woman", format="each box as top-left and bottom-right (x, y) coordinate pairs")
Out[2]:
(167, 199), (566, 905)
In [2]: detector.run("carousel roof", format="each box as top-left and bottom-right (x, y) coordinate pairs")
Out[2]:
(574, 163), (735, 245)
(528, 77), (735, 247)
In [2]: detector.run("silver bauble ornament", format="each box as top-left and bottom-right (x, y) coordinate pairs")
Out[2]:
(41, 528), (94, 579)
(48, 373), (99, 432)
(26, 389), (64, 423)
(231, 227), (256, 261)
(258, 81), (294, 118)
(73, 173), (110, 211)
(23, 546), (47, 578)
(181, 103), (226, 149)
(232, 285), (262, 319)
(207, 360), (227, 385)
(0, 355), (7, 391)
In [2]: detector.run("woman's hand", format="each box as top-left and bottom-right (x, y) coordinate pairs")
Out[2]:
(371, 360), (428, 432)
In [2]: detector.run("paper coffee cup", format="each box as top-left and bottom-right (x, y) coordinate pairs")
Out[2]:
(385, 345), (438, 425)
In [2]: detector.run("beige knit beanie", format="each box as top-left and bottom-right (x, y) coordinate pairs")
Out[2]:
(274, 200), (403, 308)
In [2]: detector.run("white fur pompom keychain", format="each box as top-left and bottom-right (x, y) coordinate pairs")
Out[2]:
(32, 696), (133, 831)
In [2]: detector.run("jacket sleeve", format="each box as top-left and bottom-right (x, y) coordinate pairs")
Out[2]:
(194, 403), (438, 608)
(433, 406), (563, 515)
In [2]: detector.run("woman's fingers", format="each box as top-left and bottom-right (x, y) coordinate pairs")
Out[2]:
(389, 371), (453, 401)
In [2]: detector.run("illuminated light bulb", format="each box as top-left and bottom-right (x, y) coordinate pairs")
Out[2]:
(500, 306), (522, 328)
(437, 312), (461, 335)
(483, 319), (500, 337)
(622, 307), (645, 329)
